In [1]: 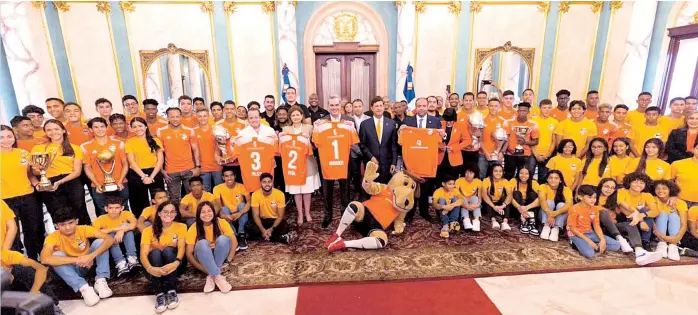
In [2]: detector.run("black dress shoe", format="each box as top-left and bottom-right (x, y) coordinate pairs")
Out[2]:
(420, 214), (433, 222)
(322, 216), (332, 228)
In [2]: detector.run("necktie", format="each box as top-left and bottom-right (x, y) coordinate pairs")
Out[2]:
(376, 119), (382, 143)
(419, 118), (424, 128)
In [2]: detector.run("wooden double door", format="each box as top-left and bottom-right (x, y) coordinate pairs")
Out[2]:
(315, 53), (376, 111)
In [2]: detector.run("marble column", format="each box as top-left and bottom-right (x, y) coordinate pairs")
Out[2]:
(188, 59), (203, 99)
(167, 54), (183, 101)
(395, 2), (416, 104)
(0, 2), (50, 109)
(276, 1), (299, 104)
(614, 1), (657, 107)
(145, 60), (163, 104)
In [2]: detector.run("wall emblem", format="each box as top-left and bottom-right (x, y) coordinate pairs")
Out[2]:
(333, 13), (358, 41)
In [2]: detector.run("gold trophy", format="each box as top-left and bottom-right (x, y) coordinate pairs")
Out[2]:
(30, 152), (57, 191)
(492, 126), (508, 161)
(213, 125), (233, 164)
(96, 149), (119, 192)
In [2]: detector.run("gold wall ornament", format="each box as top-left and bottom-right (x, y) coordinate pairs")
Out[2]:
(31, 1), (45, 9)
(472, 41), (535, 92)
(53, 1), (70, 12)
(262, 1), (276, 14)
(223, 1), (237, 13)
(200, 1), (213, 13)
(559, 1), (570, 14)
(448, 1), (462, 15)
(291, 1), (298, 7)
(470, 2), (482, 13)
(692, 11), (698, 24)
(139, 43), (212, 100)
(414, 1), (426, 14)
(610, 1), (623, 12)
(590, 1), (603, 14)
(393, 1), (405, 8)
(537, 1), (550, 15)
(120, 1), (135, 13)
(333, 13), (358, 42)
(96, 1), (111, 14)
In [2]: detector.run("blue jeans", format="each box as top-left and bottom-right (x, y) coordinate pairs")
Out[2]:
(638, 207), (655, 243)
(461, 196), (481, 217)
(91, 186), (130, 216)
(108, 231), (137, 263)
(571, 231), (621, 258)
(194, 236), (231, 277)
(221, 203), (247, 235)
(541, 201), (568, 228)
(200, 171), (223, 192)
(438, 197), (461, 225)
(148, 246), (178, 294)
(655, 211), (681, 237)
(52, 239), (110, 292)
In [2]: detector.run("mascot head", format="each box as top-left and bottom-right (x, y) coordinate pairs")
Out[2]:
(387, 172), (417, 213)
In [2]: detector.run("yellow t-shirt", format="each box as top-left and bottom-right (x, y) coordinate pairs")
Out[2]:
(546, 155), (582, 187)
(508, 178), (540, 195)
(1, 201), (16, 246)
(553, 118), (597, 151)
(627, 110), (646, 127)
(617, 189), (655, 214)
(181, 192), (217, 213)
(658, 115), (685, 131)
(44, 225), (98, 257)
(432, 187), (461, 204)
(528, 106), (541, 120)
(532, 116), (559, 156)
(185, 218), (234, 248)
(0, 149), (33, 199)
(212, 183), (248, 210)
(671, 158), (698, 202)
(125, 137), (163, 169)
(656, 198), (688, 216)
(140, 205), (158, 223)
(538, 184), (573, 204)
(30, 143), (83, 178)
(92, 211), (135, 230)
(1, 250), (25, 269)
(580, 158), (611, 186)
(609, 155), (632, 179)
(624, 158), (671, 180)
(140, 222), (187, 251)
(251, 189), (285, 219)
(688, 206), (698, 223)
(629, 123), (670, 154)
(455, 178), (482, 198)
(482, 178), (508, 201)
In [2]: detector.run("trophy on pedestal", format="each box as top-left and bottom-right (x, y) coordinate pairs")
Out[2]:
(468, 111), (485, 150)
(30, 152), (57, 191)
(514, 126), (529, 155)
(96, 150), (119, 192)
(213, 125), (233, 164)
(492, 126), (508, 161)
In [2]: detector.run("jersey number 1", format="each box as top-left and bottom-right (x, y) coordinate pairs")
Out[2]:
(331, 139), (339, 160)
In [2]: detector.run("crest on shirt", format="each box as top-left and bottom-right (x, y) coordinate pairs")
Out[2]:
(602, 128), (609, 135)
(656, 167), (664, 174)
(427, 129), (433, 135)
(637, 203), (645, 210)
(571, 164), (578, 170)
(654, 133), (662, 139)
(171, 232), (179, 244)
(81, 129), (90, 135)
(333, 128), (338, 136)
(271, 200), (278, 207)
(253, 141), (258, 148)
(109, 144), (116, 152)
(77, 238), (87, 250)
(548, 124), (555, 131)
(180, 134), (188, 141)
(416, 140), (422, 146)
(580, 128), (587, 135)
(514, 126), (529, 137)
(91, 149), (98, 155)
(19, 151), (28, 165)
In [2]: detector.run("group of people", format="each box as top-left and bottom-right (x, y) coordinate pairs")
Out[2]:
(2, 83), (698, 313)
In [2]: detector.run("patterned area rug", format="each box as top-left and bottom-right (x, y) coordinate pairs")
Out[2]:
(48, 193), (695, 299)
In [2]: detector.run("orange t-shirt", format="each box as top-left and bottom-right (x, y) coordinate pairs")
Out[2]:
(16, 137), (47, 151)
(125, 111), (145, 123)
(595, 120), (618, 143)
(65, 122), (92, 145)
(146, 118), (168, 136)
(180, 115), (198, 129)
(81, 138), (127, 186)
(567, 203), (601, 234)
(482, 115), (508, 154)
(362, 186), (398, 230)
(499, 107), (516, 121)
(156, 125), (197, 173)
(279, 134), (312, 185)
(398, 126), (442, 178)
(194, 126), (222, 172)
(688, 132), (697, 152)
(585, 110), (598, 120)
(216, 119), (248, 138)
(611, 121), (632, 140)
(311, 120), (359, 180)
(232, 135), (277, 192)
(550, 107), (570, 122)
(506, 120), (539, 156)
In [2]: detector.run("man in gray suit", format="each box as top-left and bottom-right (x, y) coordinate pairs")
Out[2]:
(359, 96), (398, 184)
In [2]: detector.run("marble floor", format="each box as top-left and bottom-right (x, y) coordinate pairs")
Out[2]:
(58, 265), (698, 315)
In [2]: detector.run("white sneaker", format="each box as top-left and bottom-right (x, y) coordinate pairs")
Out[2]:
(115, 260), (129, 277)
(79, 284), (100, 306)
(668, 244), (680, 261)
(462, 217), (473, 230)
(549, 227), (560, 242)
(472, 218), (481, 232)
(540, 225), (551, 240)
(501, 221), (511, 231)
(491, 218), (500, 230)
(93, 278), (112, 299)
(617, 236), (633, 253)
(204, 276), (215, 293)
(635, 248), (663, 266)
(656, 241), (668, 258)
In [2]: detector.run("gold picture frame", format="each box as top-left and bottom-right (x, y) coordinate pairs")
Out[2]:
(139, 43), (212, 100)
(472, 41), (535, 92)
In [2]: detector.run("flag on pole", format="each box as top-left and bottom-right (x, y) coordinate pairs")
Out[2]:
(403, 63), (415, 104)
(281, 64), (291, 104)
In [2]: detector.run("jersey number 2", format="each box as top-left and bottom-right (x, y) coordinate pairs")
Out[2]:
(287, 150), (298, 169)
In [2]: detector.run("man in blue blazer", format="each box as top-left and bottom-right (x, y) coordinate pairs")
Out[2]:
(401, 97), (443, 222)
(359, 97), (398, 184)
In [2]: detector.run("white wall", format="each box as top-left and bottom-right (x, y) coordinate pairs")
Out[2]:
(414, 5), (457, 97)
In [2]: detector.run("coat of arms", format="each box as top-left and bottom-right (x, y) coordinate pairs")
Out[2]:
(333, 13), (358, 41)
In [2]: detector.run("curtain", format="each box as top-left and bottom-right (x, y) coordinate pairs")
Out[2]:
(350, 57), (370, 109)
(321, 58), (342, 106)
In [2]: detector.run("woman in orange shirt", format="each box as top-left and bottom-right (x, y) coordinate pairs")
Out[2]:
(1, 125), (44, 259)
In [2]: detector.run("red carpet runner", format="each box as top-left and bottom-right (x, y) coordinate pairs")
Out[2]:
(295, 278), (502, 315)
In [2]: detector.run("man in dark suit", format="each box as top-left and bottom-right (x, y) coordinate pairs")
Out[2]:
(316, 96), (356, 228)
(402, 97), (443, 222)
(359, 96), (398, 184)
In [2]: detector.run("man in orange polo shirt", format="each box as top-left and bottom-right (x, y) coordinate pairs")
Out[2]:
(122, 95), (143, 122)
(143, 99), (167, 135)
(46, 97), (66, 122)
(95, 98), (115, 136)
(82, 117), (129, 215)
(21, 105), (47, 138)
(194, 108), (222, 192)
(611, 104), (633, 141)
(108, 114), (134, 141)
(551, 89), (571, 121)
(594, 103), (618, 144)
(178, 95), (198, 128)
(585, 90), (600, 120)
(157, 107), (201, 201)
(499, 90), (517, 121)
(63, 103), (92, 146)
(11, 116), (47, 151)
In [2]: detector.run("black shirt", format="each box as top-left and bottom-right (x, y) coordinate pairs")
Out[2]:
(309, 106), (329, 123)
(280, 102), (311, 119)
(261, 110), (276, 128)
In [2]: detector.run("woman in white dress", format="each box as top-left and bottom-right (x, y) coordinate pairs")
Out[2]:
(281, 106), (321, 225)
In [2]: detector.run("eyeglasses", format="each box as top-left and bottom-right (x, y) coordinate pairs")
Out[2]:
(161, 211), (177, 215)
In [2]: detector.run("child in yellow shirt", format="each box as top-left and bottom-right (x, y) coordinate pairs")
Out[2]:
(455, 168), (482, 232)
(137, 189), (169, 232)
(432, 176), (464, 238)
(617, 172), (656, 250)
(653, 180), (688, 261)
(481, 165), (513, 231)
(510, 168), (540, 236)
(93, 196), (139, 277)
